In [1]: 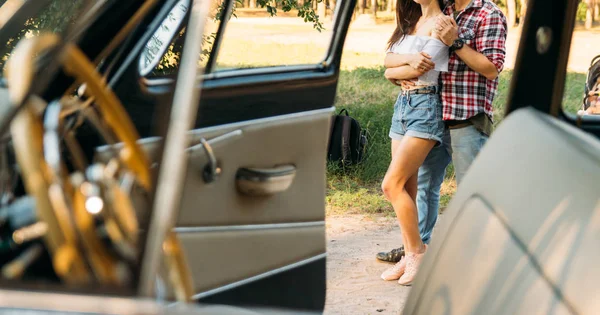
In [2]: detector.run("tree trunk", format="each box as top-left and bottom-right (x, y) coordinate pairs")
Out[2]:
(330, 0), (337, 12)
(595, 0), (600, 20)
(586, 0), (594, 29)
(506, 0), (517, 27)
(386, 0), (393, 12)
(249, 0), (256, 8)
(371, 0), (377, 19)
(318, 1), (326, 18)
(518, 0), (527, 22)
(359, 0), (365, 14)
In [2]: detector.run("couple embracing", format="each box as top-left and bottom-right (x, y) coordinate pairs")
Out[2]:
(377, 0), (507, 286)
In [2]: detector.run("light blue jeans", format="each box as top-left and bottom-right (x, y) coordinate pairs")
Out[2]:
(417, 125), (488, 243)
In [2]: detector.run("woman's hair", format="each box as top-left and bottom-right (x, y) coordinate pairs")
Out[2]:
(387, 0), (445, 49)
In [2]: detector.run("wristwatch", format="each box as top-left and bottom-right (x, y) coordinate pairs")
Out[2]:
(451, 38), (464, 51)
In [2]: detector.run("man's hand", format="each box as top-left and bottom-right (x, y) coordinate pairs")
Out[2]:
(436, 16), (459, 47)
(408, 52), (435, 72)
(399, 79), (417, 90)
(387, 78), (403, 87)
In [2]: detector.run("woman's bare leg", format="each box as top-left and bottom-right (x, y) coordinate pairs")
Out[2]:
(383, 136), (435, 254)
(392, 139), (418, 251)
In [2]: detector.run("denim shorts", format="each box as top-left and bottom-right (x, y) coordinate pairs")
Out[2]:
(389, 86), (445, 145)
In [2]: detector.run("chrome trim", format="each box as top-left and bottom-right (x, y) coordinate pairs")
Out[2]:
(143, 64), (324, 87)
(203, 64), (324, 80)
(139, 0), (211, 298)
(96, 108), (330, 156)
(186, 129), (243, 153)
(174, 221), (325, 233)
(236, 165), (296, 196)
(189, 253), (327, 301)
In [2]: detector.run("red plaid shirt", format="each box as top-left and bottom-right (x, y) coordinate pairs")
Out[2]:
(440, 0), (507, 121)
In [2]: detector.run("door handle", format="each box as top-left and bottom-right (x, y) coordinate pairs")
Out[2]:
(236, 164), (296, 196)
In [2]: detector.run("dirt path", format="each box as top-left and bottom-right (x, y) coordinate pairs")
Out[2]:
(324, 215), (410, 315)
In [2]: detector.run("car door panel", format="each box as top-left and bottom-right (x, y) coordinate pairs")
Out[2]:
(140, 69), (338, 132)
(405, 196), (573, 315)
(96, 108), (331, 309)
(179, 225), (325, 295)
(404, 108), (600, 314)
(102, 0), (356, 309)
(177, 108), (331, 226)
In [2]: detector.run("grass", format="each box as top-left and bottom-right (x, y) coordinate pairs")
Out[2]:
(327, 67), (587, 215)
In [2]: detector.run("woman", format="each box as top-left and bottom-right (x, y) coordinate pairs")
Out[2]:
(380, 0), (448, 286)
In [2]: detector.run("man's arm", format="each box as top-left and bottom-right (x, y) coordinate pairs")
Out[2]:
(384, 52), (435, 71)
(384, 65), (424, 81)
(437, 12), (507, 80)
(453, 45), (499, 80)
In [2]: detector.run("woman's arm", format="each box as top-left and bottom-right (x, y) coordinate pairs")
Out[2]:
(384, 65), (424, 81)
(384, 52), (435, 71)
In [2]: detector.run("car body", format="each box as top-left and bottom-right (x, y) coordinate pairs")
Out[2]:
(0, 0), (595, 314)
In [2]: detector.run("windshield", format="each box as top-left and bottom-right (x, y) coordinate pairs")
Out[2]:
(0, 0), (86, 76)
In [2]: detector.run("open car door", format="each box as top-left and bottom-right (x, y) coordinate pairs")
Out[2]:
(402, 0), (600, 314)
(102, 0), (358, 312)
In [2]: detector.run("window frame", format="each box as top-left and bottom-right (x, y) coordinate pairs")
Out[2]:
(139, 0), (344, 84)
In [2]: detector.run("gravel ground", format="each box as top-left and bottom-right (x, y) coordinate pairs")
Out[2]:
(324, 214), (410, 315)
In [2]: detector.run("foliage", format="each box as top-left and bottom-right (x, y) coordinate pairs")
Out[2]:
(0, 0), (84, 72)
(577, 1), (589, 22)
(151, 0), (324, 76)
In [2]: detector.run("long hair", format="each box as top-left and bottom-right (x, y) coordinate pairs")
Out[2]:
(387, 0), (446, 49)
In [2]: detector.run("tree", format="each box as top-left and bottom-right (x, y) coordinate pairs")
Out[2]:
(519, 0), (527, 22)
(0, 0), (85, 72)
(506, 0), (517, 27)
(371, 0), (377, 19)
(359, 0), (365, 14)
(585, 0), (595, 29)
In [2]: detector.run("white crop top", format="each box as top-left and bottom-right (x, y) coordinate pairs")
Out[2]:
(387, 35), (449, 86)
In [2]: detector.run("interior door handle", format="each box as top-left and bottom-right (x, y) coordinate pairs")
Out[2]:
(236, 164), (296, 196)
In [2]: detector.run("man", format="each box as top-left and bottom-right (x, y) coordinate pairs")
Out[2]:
(377, 0), (507, 263)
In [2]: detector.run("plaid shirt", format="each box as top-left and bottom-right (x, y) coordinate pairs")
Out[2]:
(440, 0), (507, 121)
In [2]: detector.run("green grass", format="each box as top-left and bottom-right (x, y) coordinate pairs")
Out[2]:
(327, 67), (587, 215)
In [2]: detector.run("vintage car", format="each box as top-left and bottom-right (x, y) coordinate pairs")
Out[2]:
(0, 0), (355, 313)
(0, 0), (595, 314)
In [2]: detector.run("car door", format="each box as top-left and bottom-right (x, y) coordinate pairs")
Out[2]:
(403, 0), (600, 314)
(104, 0), (357, 311)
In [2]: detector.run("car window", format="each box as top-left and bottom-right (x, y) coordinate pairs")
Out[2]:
(562, 2), (600, 117)
(213, 2), (339, 72)
(0, 0), (86, 76)
(141, 0), (339, 77)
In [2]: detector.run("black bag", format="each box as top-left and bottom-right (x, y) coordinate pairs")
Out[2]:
(583, 55), (600, 111)
(327, 109), (367, 165)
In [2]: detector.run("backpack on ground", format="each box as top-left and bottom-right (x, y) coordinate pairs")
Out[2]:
(583, 55), (600, 112)
(327, 108), (367, 165)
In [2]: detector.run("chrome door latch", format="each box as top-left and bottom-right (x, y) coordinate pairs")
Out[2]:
(199, 138), (221, 183)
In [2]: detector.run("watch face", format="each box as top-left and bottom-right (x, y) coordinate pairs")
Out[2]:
(453, 39), (464, 49)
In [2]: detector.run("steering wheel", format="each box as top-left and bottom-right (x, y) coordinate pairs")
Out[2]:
(3, 32), (192, 299)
